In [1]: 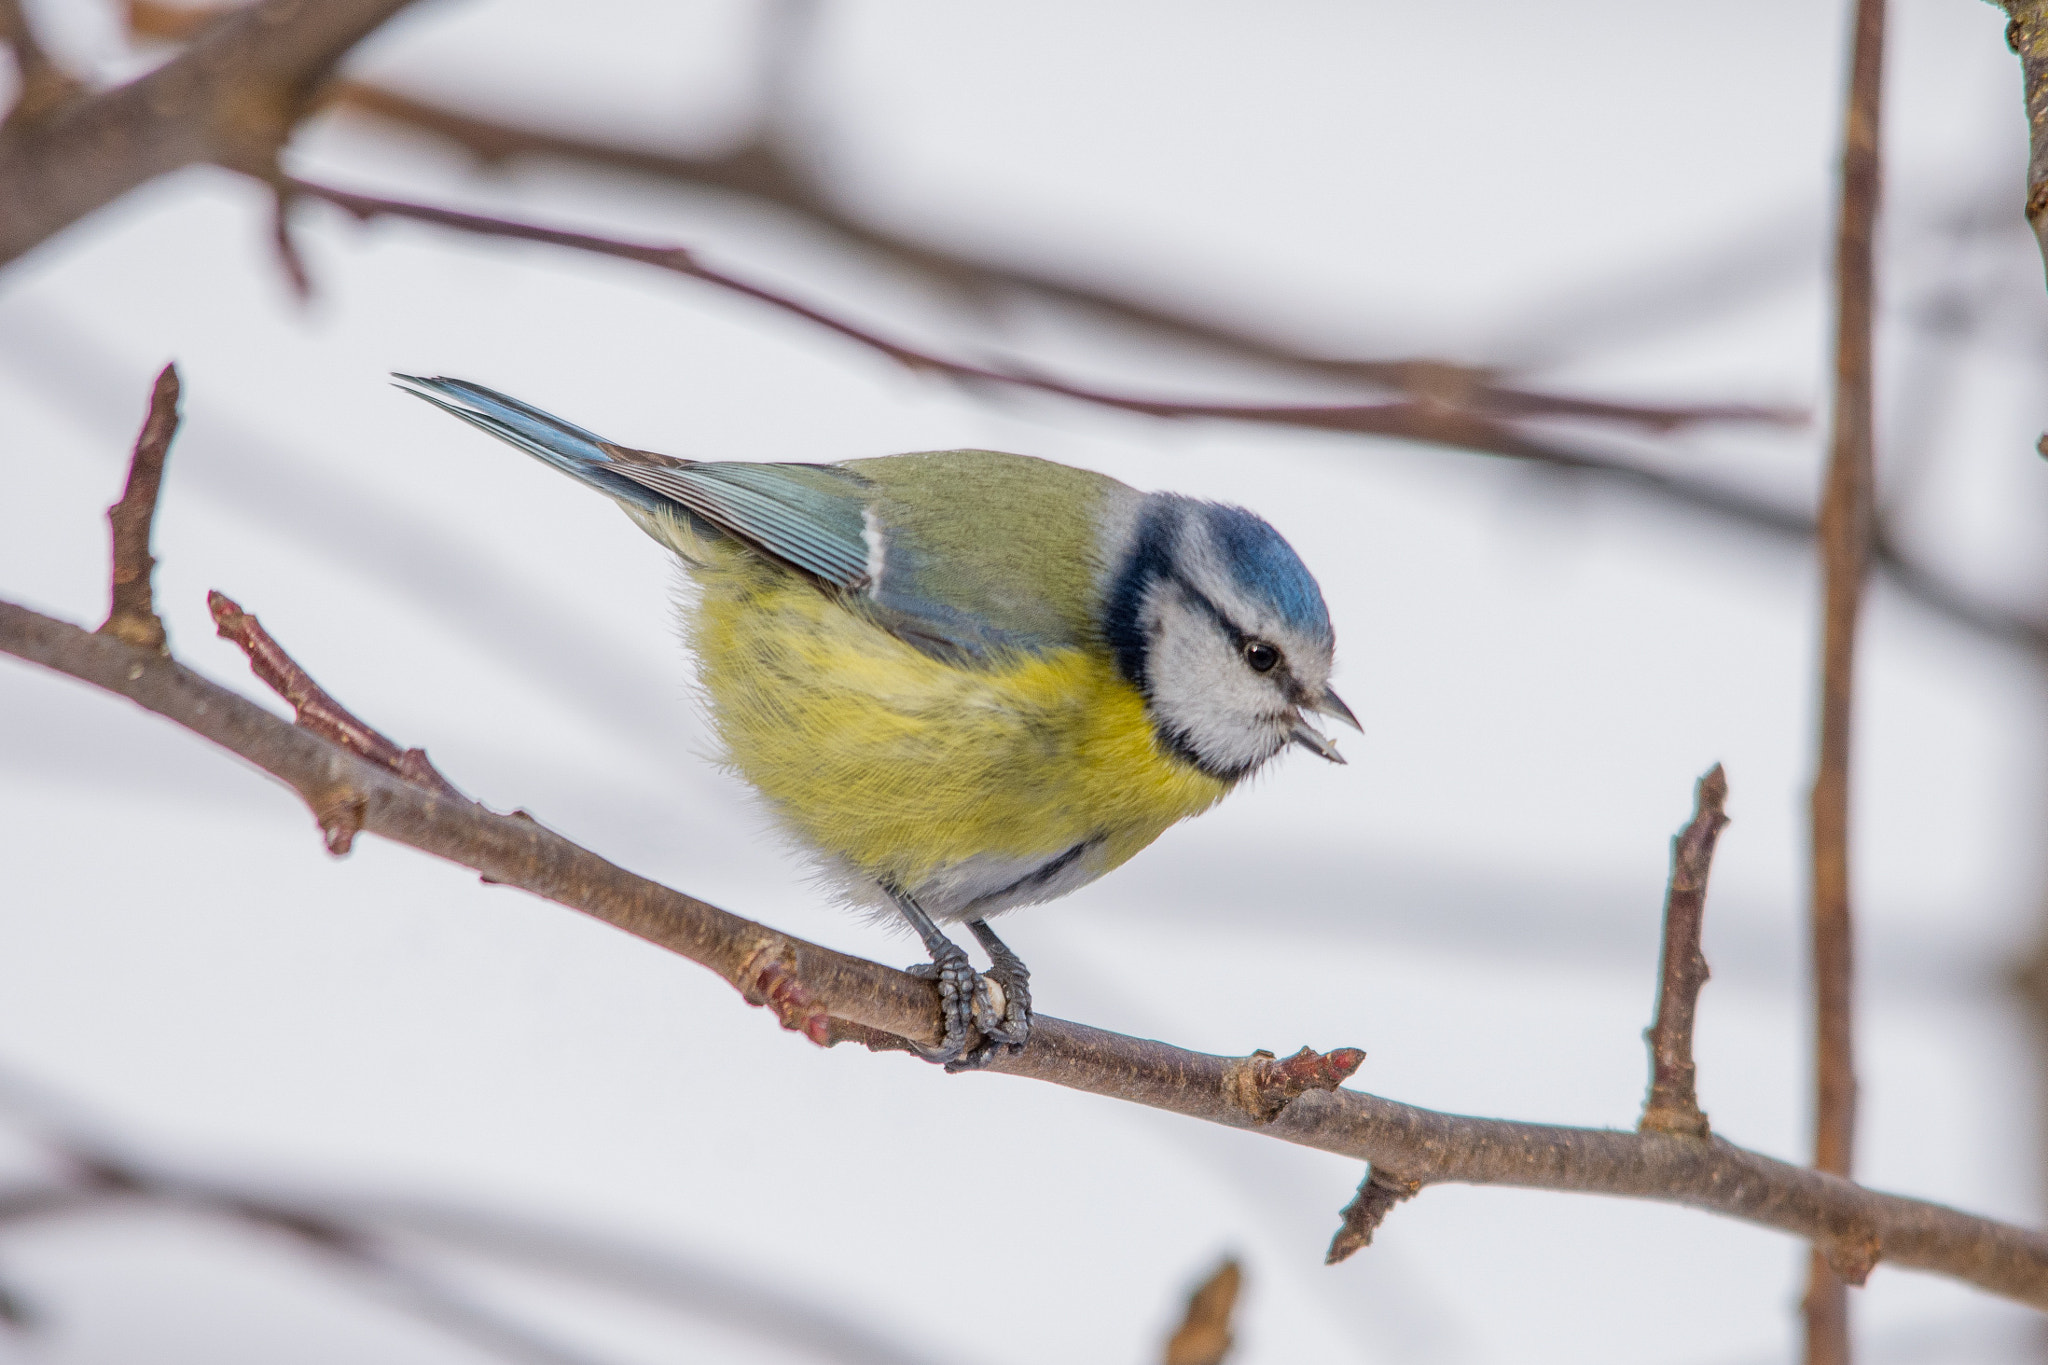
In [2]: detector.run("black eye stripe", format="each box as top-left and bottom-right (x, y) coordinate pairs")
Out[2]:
(1170, 575), (1289, 676)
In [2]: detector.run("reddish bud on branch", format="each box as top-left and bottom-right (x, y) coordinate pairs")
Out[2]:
(1228, 1045), (1367, 1123)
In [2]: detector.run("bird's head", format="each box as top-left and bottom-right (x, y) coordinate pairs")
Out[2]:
(1104, 496), (1357, 782)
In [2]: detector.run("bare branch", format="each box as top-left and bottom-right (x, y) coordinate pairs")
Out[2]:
(208, 589), (460, 833)
(1639, 764), (1730, 1140)
(0, 0), (421, 267)
(127, 2), (1804, 423)
(1997, 2), (2048, 283)
(97, 363), (179, 653)
(288, 179), (1781, 458)
(1325, 1166), (1424, 1266)
(1163, 1258), (1242, 1365)
(7, 600), (2048, 1310)
(1806, 1), (1885, 1357)
(127, 0), (1805, 430)
(309, 81), (1811, 432)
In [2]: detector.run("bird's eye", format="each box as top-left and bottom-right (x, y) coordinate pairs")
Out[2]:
(1242, 640), (1280, 673)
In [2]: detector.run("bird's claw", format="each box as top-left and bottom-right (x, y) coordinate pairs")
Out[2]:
(904, 948), (1031, 1072)
(904, 944), (980, 1068)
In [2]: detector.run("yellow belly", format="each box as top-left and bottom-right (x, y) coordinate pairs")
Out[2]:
(682, 545), (1230, 897)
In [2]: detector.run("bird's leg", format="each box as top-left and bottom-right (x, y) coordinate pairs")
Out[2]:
(890, 889), (983, 1069)
(966, 918), (1031, 1055)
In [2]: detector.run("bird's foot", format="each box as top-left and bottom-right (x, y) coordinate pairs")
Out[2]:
(905, 957), (1027, 1072)
(891, 895), (1033, 1072)
(970, 946), (1031, 1056)
(903, 940), (982, 1068)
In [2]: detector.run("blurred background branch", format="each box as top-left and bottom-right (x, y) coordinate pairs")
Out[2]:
(0, 0), (421, 264)
(0, 1061), (974, 1365)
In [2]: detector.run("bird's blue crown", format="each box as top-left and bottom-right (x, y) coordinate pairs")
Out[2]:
(1104, 497), (1331, 694)
(1201, 503), (1332, 643)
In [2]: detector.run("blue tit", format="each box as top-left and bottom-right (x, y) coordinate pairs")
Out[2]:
(396, 375), (1358, 1069)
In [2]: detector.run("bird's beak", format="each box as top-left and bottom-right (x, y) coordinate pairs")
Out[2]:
(1291, 719), (1346, 764)
(1309, 685), (1362, 732)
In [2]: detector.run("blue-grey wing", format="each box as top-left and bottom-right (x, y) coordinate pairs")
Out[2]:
(608, 459), (873, 592)
(395, 375), (874, 592)
(395, 376), (1071, 660)
(623, 460), (1054, 661)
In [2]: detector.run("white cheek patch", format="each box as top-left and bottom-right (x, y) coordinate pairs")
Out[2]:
(1142, 588), (1289, 776)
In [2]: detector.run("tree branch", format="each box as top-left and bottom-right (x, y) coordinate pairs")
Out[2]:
(209, 589), (460, 823)
(1640, 764), (1731, 1140)
(1807, 1), (1885, 1357)
(98, 363), (179, 653)
(0, 0), (421, 267)
(1998, 1), (2048, 283)
(123, 0), (1793, 419)
(6, 598), (2048, 1310)
(1324, 1166), (1424, 1265)
(290, 177), (1783, 462)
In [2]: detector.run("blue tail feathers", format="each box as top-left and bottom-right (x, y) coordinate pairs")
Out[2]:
(391, 374), (672, 514)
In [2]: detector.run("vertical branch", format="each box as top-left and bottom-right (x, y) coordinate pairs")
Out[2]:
(1639, 765), (1730, 1140)
(2000, 2), (2048, 283)
(98, 363), (181, 653)
(1806, 0), (1884, 1361)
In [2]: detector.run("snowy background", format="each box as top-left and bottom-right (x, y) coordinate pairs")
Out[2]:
(2, 1), (2047, 1361)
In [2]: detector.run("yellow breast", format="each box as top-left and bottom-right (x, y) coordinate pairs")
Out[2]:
(682, 545), (1229, 893)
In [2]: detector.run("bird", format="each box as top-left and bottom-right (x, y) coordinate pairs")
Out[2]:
(395, 375), (1357, 1070)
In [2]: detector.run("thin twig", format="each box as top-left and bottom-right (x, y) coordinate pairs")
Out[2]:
(208, 589), (462, 848)
(1162, 1258), (1242, 1365)
(1324, 1166), (1424, 1265)
(97, 363), (179, 653)
(1640, 764), (1731, 1139)
(290, 178), (1793, 457)
(1807, 0), (1885, 1358)
(9, 602), (2048, 1311)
